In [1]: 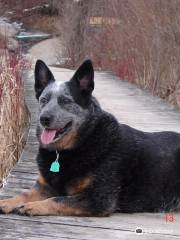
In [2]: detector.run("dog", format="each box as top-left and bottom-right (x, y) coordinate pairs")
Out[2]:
(0, 59), (180, 216)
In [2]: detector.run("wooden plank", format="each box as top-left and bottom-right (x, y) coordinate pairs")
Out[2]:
(1, 213), (179, 236)
(0, 216), (179, 240)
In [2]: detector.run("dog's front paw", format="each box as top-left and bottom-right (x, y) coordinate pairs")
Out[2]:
(12, 202), (47, 216)
(0, 199), (18, 214)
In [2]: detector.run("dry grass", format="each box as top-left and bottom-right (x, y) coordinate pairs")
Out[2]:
(58, 0), (180, 101)
(0, 48), (29, 184)
(90, 0), (180, 99)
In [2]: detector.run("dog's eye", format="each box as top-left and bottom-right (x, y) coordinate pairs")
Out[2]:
(58, 97), (72, 105)
(40, 97), (48, 105)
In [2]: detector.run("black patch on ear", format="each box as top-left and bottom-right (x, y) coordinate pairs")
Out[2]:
(68, 59), (94, 108)
(34, 60), (55, 99)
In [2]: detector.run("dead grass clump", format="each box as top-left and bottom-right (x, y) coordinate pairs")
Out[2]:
(0, 48), (29, 183)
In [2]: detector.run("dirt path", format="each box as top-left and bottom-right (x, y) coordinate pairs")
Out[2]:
(28, 37), (62, 65)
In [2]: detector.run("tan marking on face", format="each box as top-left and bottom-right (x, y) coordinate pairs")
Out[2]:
(67, 176), (93, 196)
(54, 130), (78, 150)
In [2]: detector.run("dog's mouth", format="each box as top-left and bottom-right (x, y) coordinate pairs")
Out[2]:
(40, 121), (72, 145)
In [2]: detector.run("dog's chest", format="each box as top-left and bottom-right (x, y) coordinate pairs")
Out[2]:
(44, 169), (93, 196)
(39, 151), (93, 196)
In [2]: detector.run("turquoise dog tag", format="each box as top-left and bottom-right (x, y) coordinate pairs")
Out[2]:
(50, 151), (60, 173)
(50, 160), (60, 172)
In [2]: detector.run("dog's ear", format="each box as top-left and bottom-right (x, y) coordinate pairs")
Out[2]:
(34, 60), (55, 99)
(71, 59), (94, 95)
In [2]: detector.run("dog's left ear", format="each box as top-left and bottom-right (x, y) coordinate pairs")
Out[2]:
(71, 59), (94, 95)
(34, 60), (55, 99)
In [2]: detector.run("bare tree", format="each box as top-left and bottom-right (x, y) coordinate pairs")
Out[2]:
(56, 0), (92, 66)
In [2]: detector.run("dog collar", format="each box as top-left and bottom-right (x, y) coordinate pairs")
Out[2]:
(50, 150), (60, 173)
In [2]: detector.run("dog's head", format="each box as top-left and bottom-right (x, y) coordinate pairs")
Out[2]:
(35, 59), (97, 150)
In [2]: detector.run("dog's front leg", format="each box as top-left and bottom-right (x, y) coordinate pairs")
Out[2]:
(0, 174), (53, 214)
(13, 191), (115, 217)
(12, 195), (90, 216)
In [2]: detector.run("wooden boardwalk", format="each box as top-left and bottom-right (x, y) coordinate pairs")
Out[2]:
(1, 67), (180, 239)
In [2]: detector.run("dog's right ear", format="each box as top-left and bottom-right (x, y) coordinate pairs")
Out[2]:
(34, 60), (55, 99)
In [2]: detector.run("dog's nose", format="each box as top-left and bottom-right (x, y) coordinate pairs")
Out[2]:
(40, 115), (53, 127)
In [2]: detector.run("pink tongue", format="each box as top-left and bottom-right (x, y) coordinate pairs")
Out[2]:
(41, 129), (57, 145)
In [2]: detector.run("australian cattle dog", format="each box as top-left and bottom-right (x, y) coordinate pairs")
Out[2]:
(0, 59), (180, 216)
